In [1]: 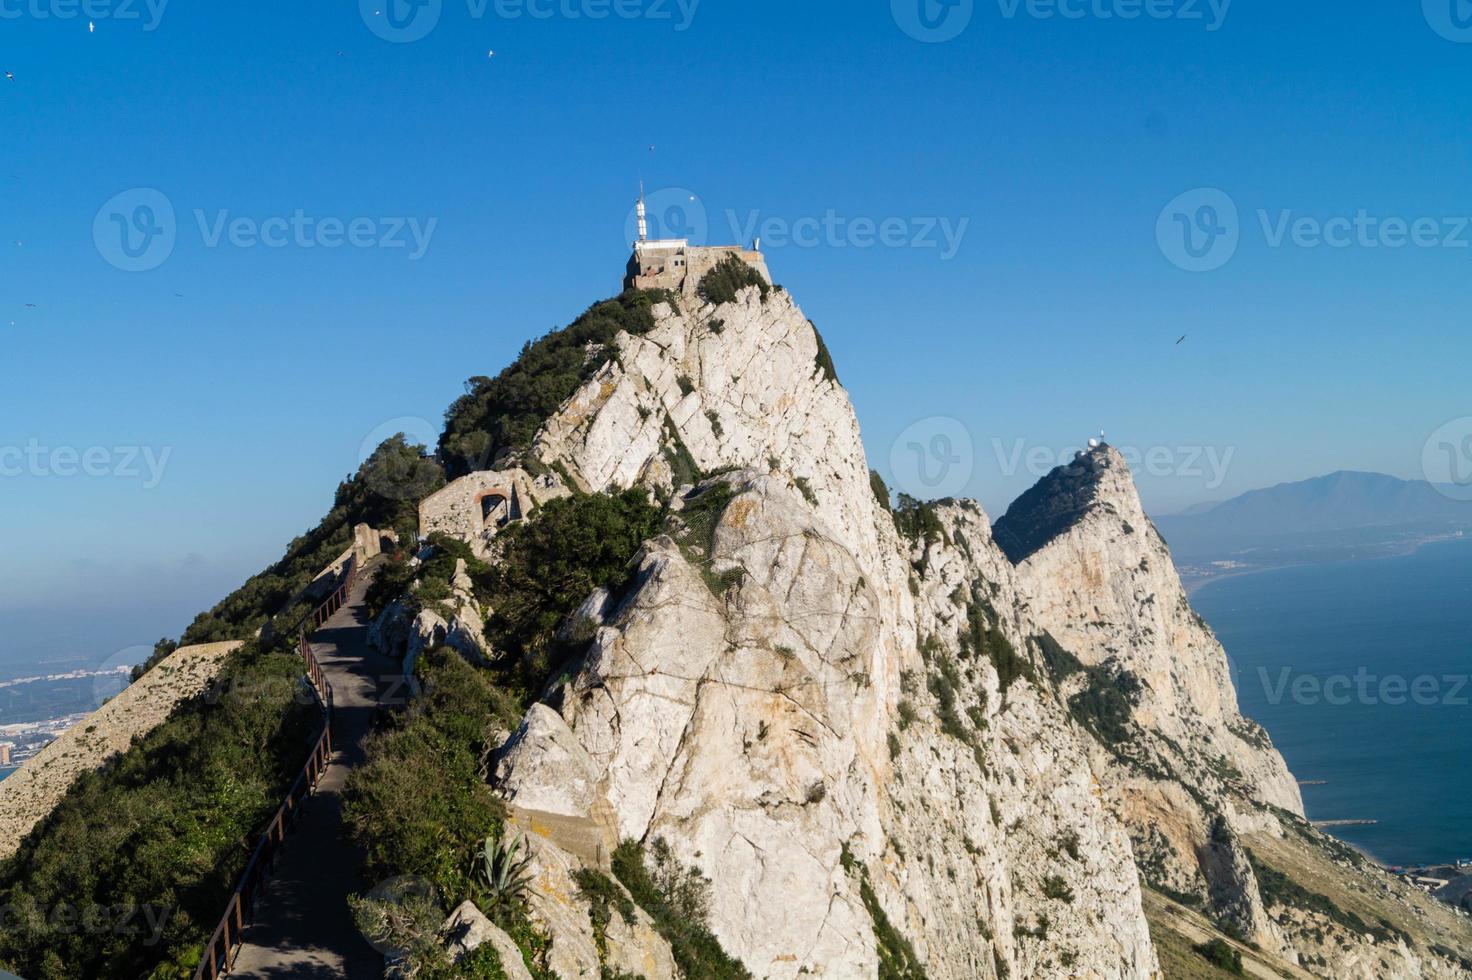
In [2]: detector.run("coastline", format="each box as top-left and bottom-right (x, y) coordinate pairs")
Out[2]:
(1181, 530), (1470, 598)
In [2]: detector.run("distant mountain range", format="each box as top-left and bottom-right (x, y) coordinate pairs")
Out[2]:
(1153, 471), (1472, 584)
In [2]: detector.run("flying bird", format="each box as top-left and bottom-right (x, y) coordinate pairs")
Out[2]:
(23, 303), (37, 308)
(1176, 334), (1187, 345)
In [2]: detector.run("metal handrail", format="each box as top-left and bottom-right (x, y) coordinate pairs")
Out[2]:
(191, 558), (358, 980)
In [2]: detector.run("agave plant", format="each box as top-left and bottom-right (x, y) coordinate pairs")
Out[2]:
(477, 828), (536, 918)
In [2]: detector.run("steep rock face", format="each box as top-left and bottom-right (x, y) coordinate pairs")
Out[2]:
(995, 448), (1301, 945)
(997, 446), (1300, 817)
(476, 284), (1159, 977)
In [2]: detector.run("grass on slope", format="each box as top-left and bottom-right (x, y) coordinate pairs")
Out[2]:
(0, 642), (319, 980)
(0, 439), (438, 980)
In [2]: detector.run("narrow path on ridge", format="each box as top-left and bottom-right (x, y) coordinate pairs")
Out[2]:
(230, 564), (395, 979)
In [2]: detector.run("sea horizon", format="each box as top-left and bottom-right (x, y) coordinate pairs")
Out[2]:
(1195, 536), (1472, 868)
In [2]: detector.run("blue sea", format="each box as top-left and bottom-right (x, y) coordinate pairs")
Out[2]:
(1194, 537), (1472, 867)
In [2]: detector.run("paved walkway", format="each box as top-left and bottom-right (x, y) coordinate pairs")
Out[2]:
(230, 566), (396, 979)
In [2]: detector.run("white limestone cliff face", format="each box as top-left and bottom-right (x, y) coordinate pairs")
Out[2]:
(426, 267), (1472, 976)
(467, 283), (1160, 978)
(992, 447), (1304, 947)
(996, 446), (1302, 817)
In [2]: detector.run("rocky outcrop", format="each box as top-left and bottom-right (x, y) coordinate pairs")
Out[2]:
(0, 641), (242, 858)
(457, 282), (1160, 978)
(420, 262), (1471, 977)
(995, 446), (1303, 946)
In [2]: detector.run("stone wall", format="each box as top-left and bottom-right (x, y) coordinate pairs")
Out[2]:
(624, 245), (770, 298)
(418, 468), (568, 557)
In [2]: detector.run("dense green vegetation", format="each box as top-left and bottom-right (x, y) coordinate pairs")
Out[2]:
(869, 469), (892, 513)
(0, 642), (320, 979)
(893, 494), (945, 547)
(0, 439), (439, 980)
(611, 839), (751, 979)
(477, 489), (662, 704)
(342, 649), (557, 978)
(439, 290), (675, 476)
(1193, 938), (1243, 974)
(958, 594), (1034, 696)
(697, 254), (770, 306)
(810, 319), (840, 383)
(345, 650), (518, 901)
(1035, 631), (1142, 749)
(854, 866), (928, 979)
(178, 436), (439, 648)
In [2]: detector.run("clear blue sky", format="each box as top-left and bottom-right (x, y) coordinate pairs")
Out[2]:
(4, 0), (1472, 671)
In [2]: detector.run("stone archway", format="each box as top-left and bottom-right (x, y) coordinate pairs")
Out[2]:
(477, 489), (514, 529)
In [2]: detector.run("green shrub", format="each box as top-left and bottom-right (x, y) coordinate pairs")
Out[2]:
(847, 865), (927, 980)
(1193, 938), (1243, 974)
(479, 489), (661, 706)
(1041, 875), (1075, 904)
(959, 596), (1034, 696)
(611, 839), (750, 979)
(440, 290), (674, 476)
(345, 650), (517, 905)
(869, 470), (892, 513)
(697, 255), (769, 306)
(893, 494), (944, 547)
(810, 320), (839, 383)
(0, 642), (320, 979)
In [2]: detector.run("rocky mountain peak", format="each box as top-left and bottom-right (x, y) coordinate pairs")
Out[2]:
(992, 444), (1140, 563)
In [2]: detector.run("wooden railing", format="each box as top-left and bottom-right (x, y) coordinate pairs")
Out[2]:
(191, 558), (359, 980)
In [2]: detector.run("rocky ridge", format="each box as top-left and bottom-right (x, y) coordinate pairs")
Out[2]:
(384, 265), (1472, 978)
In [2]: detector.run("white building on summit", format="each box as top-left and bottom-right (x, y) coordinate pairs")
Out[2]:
(623, 187), (771, 295)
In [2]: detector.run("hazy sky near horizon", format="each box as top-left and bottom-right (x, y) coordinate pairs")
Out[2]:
(4, 0), (1472, 669)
